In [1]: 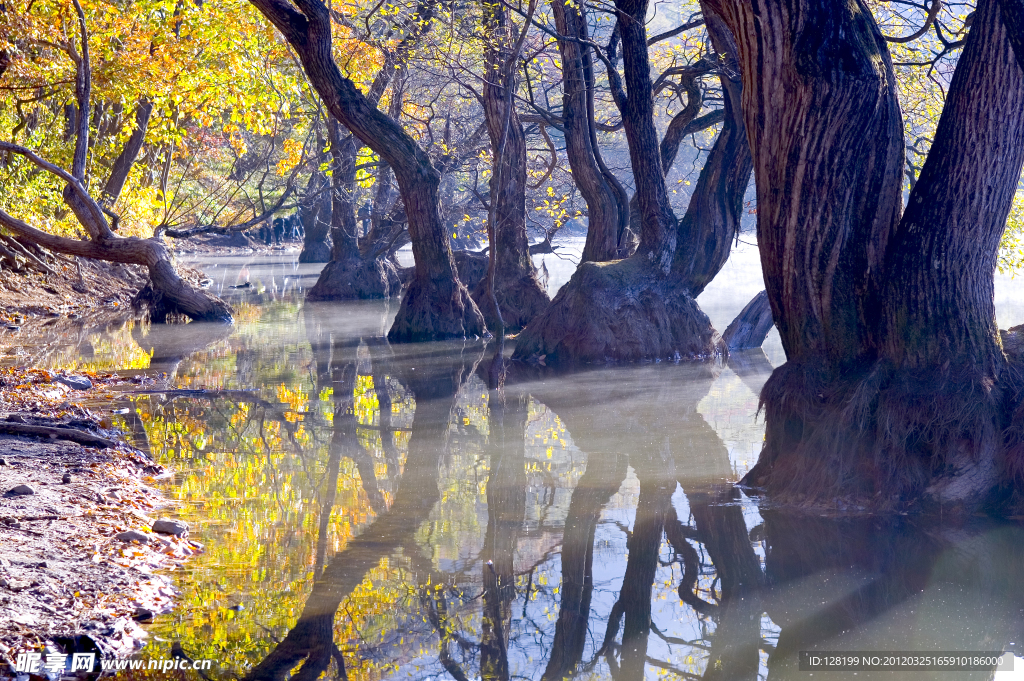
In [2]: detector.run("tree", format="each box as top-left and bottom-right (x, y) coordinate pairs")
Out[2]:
(512, 1), (752, 365)
(708, 0), (1024, 511)
(473, 0), (550, 333)
(249, 0), (487, 342)
(0, 0), (231, 322)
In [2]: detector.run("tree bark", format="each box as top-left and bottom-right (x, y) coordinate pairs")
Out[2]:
(249, 0), (486, 342)
(999, 0), (1024, 70)
(102, 98), (153, 205)
(550, 0), (628, 263)
(881, 0), (1024, 373)
(708, 0), (905, 367)
(473, 0), (550, 333)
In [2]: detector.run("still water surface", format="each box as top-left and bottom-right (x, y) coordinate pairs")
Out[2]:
(5, 241), (1024, 680)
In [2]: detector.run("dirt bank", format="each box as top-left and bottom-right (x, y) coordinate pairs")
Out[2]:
(0, 367), (198, 676)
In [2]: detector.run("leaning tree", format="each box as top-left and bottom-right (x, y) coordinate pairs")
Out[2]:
(706, 0), (1024, 512)
(0, 0), (232, 322)
(249, 0), (487, 342)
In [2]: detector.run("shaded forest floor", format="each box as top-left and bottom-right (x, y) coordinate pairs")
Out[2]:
(0, 367), (200, 672)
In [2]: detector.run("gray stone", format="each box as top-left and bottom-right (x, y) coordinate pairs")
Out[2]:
(8, 484), (35, 496)
(132, 607), (154, 621)
(115, 530), (151, 544)
(152, 519), (188, 537)
(55, 375), (92, 391)
(0, 458), (6, 465)
(1, 578), (29, 591)
(62, 473), (72, 484)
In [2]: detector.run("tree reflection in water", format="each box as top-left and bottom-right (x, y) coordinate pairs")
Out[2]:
(135, 318), (1024, 681)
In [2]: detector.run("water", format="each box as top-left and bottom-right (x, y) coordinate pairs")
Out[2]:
(4, 242), (1024, 680)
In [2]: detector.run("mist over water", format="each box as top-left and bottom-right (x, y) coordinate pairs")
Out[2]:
(3, 241), (1024, 679)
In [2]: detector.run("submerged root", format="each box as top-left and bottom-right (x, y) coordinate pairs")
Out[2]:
(306, 257), (402, 301)
(511, 258), (723, 366)
(743, 360), (1003, 513)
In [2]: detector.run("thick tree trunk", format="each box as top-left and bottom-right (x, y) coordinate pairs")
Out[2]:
(708, 0), (905, 367)
(473, 0), (550, 333)
(249, 0), (486, 342)
(721, 0), (1024, 512)
(550, 0), (628, 263)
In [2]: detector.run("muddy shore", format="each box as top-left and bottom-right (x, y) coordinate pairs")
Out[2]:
(0, 362), (199, 676)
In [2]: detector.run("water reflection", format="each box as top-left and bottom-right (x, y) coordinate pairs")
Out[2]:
(4, 267), (1024, 679)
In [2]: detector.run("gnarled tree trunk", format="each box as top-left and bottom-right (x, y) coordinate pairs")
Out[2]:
(716, 0), (1024, 512)
(473, 0), (550, 333)
(512, 2), (750, 366)
(249, 0), (486, 342)
(306, 119), (402, 300)
(550, 0), (628, 263)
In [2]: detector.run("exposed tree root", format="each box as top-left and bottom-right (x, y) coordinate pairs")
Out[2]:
(511, 258), (723, 365)
(133, 259), (233, 323)
(305, 257), (402, 301)
(743, 360), (1004, 513)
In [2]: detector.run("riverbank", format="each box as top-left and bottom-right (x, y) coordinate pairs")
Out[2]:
(0, 367), (199, 675)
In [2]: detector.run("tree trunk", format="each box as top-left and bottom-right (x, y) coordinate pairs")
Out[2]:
(1000, 0), (1024, 70)
(473, 0), (550, 333)
(722, 289), (774, 351)
(673, 10), (755, 296)
(298, 132), (333, 263)
(708, 0), (905, 367)
(719, 0), (1024, 512)
(512, 1), (749, 365)
(102, 98), (153, 205)
(550, 0), (628, 263)
(305, 120), (403, 300)
(249, 0), (486, 342)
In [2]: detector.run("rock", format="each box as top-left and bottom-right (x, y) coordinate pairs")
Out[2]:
(115, 530), (151, 544)
(8, 484), (35, 496)
(152, 519), (188, 537)
(0, 578), (29, 591)
(132, 607), (154, 622)
(55, 375), (92, 391)
(62, 473), (72, 484)
(0, 458), (6, 465)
